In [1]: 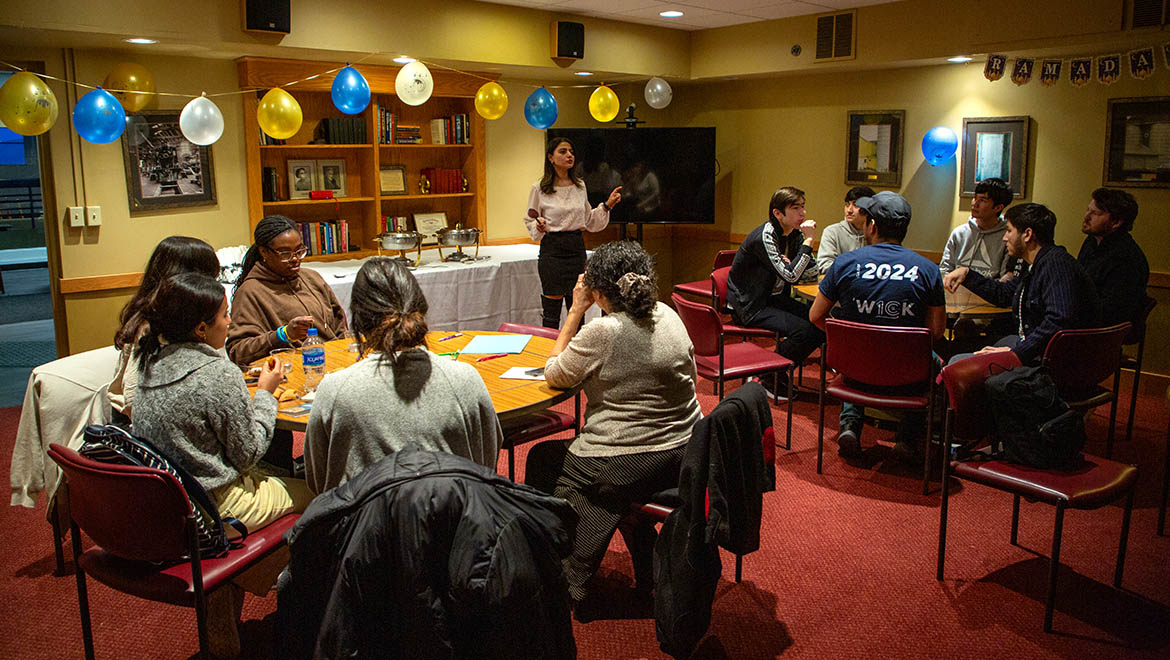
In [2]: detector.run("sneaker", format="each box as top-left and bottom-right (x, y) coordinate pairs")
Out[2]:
(836, 423), (862, 457)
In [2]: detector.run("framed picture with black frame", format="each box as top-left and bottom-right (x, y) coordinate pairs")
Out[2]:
(1103, 96), (1170, 188)
(121, 111), (217, 212)
(960, 116), (1030, 198)
(844, 110), (904, 187)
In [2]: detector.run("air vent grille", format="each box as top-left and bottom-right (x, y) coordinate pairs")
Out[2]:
(815, 11), (856, 61)
(1129, 0), (1168, 28)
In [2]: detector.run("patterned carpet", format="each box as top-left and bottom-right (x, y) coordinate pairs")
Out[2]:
(1, 292), (53, 324)
(0, 340), (57, 368)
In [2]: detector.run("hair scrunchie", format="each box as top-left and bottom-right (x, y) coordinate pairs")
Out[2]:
(617, 272), (649, 297)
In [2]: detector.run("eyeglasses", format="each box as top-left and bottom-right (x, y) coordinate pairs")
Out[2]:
(267, 246), (308, 263)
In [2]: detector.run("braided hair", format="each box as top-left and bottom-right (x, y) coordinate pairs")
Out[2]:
(136, 273), (226, 372)
(115, 236), (219, 350)
(234, 215), (299, 294)
(584, 240), (658, 319)
(349, 257), (429, 365)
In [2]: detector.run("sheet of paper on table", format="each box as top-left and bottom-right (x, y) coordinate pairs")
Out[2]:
(500, 366), (546, 381)
(460, 334), (532, 354)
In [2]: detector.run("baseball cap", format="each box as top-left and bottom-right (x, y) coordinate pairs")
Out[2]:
(855, 191), (911, 223)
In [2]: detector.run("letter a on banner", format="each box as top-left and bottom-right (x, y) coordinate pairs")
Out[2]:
(984, 54), (1007, 82)
(1129, 48), (1155, 79)
(1097, 54), (1121, 85)
(1011, 58), (1034, 85)
(1069, 58), (1092, 87)
(1039, 60), (1062, 86)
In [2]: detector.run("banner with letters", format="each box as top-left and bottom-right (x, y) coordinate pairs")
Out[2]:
(983, 45), (1167, 86)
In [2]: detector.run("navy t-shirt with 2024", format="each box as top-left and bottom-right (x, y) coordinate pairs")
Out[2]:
(818, 243), (945, 327)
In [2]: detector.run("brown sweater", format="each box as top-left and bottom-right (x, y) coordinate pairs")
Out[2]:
(226, 261), (347, 365)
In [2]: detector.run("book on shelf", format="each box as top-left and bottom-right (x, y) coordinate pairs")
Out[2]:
(426, 114), (470, 145)
(318, 117), (367, 145)
(420, 167), (464, 194)
(259, 133), (286, 146)
(378, 107), (399, 145)
(298, 220), (350, 256)
(380, 215), (410, 233)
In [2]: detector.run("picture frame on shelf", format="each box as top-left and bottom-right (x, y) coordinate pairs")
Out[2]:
(380, 164), (407, 195)
(1103, 96), (1170, 188)
(845, 110), (904, 187)
(960, 116), (1030, 198)
(287, 159), (317, 200)
(121, 111), (217, 212)
(317, 159), (347, 198)
(413, 211), (448, 246)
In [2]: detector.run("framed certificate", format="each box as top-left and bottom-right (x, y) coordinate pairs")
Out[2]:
(413, 211), (448, 246)
(380, 164), (407, 195)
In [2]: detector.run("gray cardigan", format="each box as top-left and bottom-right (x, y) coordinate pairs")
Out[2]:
(133, 342), (277, 491)
(304, 349), (503, 494)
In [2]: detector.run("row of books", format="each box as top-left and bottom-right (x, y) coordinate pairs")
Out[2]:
(298, 220), (351, 256)
(318, 118), (367, 145)
(421, 167), (464, 194)
(393, 125), (423, 145)
(428, 114), (471, 144)
(258, 133), (286, 146)
(380, 216), (410, 233)
(377, 109), (422, 144)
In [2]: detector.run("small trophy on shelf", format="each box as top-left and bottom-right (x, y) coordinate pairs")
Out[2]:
(419, 174), (431, 194)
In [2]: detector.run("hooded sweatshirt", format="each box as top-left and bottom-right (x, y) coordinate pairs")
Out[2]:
(938, 217), (1011, 277)
(227, 260), (347, 365)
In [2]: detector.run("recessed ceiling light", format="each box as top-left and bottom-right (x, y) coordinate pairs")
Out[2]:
(124, 38), (157, 45)
(947, 56), (973, 63)
(574, 71), (593, 76)
(659, 10), (684, 18)
(393, 56), (416, 64)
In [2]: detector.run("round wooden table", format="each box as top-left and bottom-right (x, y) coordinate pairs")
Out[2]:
(253, 331), (577, 430)
(792, 279), (1011, 319)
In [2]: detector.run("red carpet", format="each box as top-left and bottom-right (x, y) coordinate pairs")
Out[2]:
(3, 375), (1169, 659)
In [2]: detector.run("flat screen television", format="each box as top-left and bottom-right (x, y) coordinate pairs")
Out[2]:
(546, 127), (716, 224)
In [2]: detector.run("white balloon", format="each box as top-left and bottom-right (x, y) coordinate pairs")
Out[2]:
(644, 77), (673, 110)
(179, 95), (224, 146)
(395, 61), (434, 106)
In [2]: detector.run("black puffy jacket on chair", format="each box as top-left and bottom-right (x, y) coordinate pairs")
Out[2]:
(277, 447), (578, 659)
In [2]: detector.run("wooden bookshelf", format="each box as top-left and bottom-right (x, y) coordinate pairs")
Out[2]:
(237, 57), (493, 263)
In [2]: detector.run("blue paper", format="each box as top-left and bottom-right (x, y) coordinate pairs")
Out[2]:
(459, 334), (532, 354)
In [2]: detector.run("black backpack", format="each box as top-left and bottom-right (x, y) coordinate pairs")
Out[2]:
(79, 424), (248, 558)
(983, 364), (1085, 470)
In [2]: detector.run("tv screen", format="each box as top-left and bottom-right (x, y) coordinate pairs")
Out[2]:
(546, 127), (716, 224)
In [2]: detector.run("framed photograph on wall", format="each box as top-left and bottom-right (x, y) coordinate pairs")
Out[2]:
(413, 211), (448, 246)
(380, 164), (407, 195)
(287, 159), (317, 200)
(845, 110), (904, 187)
(1103, 96), (1170, 188)
(121, 111), (217, 212)
(960, 116), (1030, 198)
(317, 159), (347, 197)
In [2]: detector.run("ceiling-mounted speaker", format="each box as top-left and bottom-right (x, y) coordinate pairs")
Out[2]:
(551, 21), (584, 60)
(242, 0), (290, 34)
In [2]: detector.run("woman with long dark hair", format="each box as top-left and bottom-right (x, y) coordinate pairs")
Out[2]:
(524, 241), (701, 604)
(226, 215), (347, 365)
(109, 236), (220, 421)
(304, 258), (501, 493)
(525, 137), (622, 328)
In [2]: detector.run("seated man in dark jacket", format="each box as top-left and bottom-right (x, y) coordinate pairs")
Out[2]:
(1077, 187), (1148, 328)
(943, 203), (1101, 366)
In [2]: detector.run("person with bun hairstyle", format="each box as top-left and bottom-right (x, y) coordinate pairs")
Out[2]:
(524, 240), (701, 604)
(227, 215), (347, 365)
(303, 258), (502, 494)
(109, 236), (220, 422)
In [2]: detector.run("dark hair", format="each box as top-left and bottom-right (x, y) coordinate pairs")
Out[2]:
(1004, 203), (1056, 246)
(115, 236), (219, 350)
(866, 210), (911, 243)
(1091, 187), (1138, 232)
(349, 257), (429, 364)
(768, 186), (805, 221)
(844, 186), (875, 204)
(234, 215), (299, 294)
(137, 273), (226, 371)
(584, 240), (658, 319)
(539, 137), (583, 195)
(974, 177), (1013, 209)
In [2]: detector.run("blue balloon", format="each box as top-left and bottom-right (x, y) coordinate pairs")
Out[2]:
(72, 88), (126, 144)
(331, 65), (370, 115)
(524, 88), (558, 129)
(921, 126), (958, 166)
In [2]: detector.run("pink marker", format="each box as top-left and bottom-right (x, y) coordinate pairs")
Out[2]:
(476, 353), (508, 362)
(438, 332), (464, 341)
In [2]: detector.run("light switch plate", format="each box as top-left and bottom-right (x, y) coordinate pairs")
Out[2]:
(68, 206), (84, 227)
(85, 206), (102, 226)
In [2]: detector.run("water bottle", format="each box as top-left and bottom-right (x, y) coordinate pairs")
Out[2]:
(301, 328), (326, 392)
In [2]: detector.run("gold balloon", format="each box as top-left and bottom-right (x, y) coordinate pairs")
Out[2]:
(588, 85), (619, 123)
(104, 62), (156, 114)
(474, 81), (508, 120)
(257, 88), (303, 140)
(0, 72), (59, 136)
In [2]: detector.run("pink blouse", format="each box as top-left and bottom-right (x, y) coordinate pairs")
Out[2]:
(524, 181), (610, 242)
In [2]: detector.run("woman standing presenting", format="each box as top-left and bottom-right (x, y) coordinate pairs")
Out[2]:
(526, 137), (622, 328)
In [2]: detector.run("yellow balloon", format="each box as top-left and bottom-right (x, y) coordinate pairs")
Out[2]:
(0, 72), (59, 136)
(104, 62), (155, 114)
(474, 81), (508, 120)
(257, 88), (303, 140)
(588, 85), (619, 123)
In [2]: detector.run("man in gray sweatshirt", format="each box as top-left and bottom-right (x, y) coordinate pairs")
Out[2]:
(815, 185), (875, 273)
(938, 177), (1015, 278)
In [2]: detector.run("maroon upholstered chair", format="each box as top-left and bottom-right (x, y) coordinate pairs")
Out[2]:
(47, 443), (299, 660)
(673, 249), (736, 300)
(709, 266), (782, 341)
(496, 322), (579, 480)
(1042, 323), (1131, 459)
(935, 353), (1138, 632)
(1121, 297), (1156, 448)
(816, 318), (937, 494)
(672, 293), (793, 449)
